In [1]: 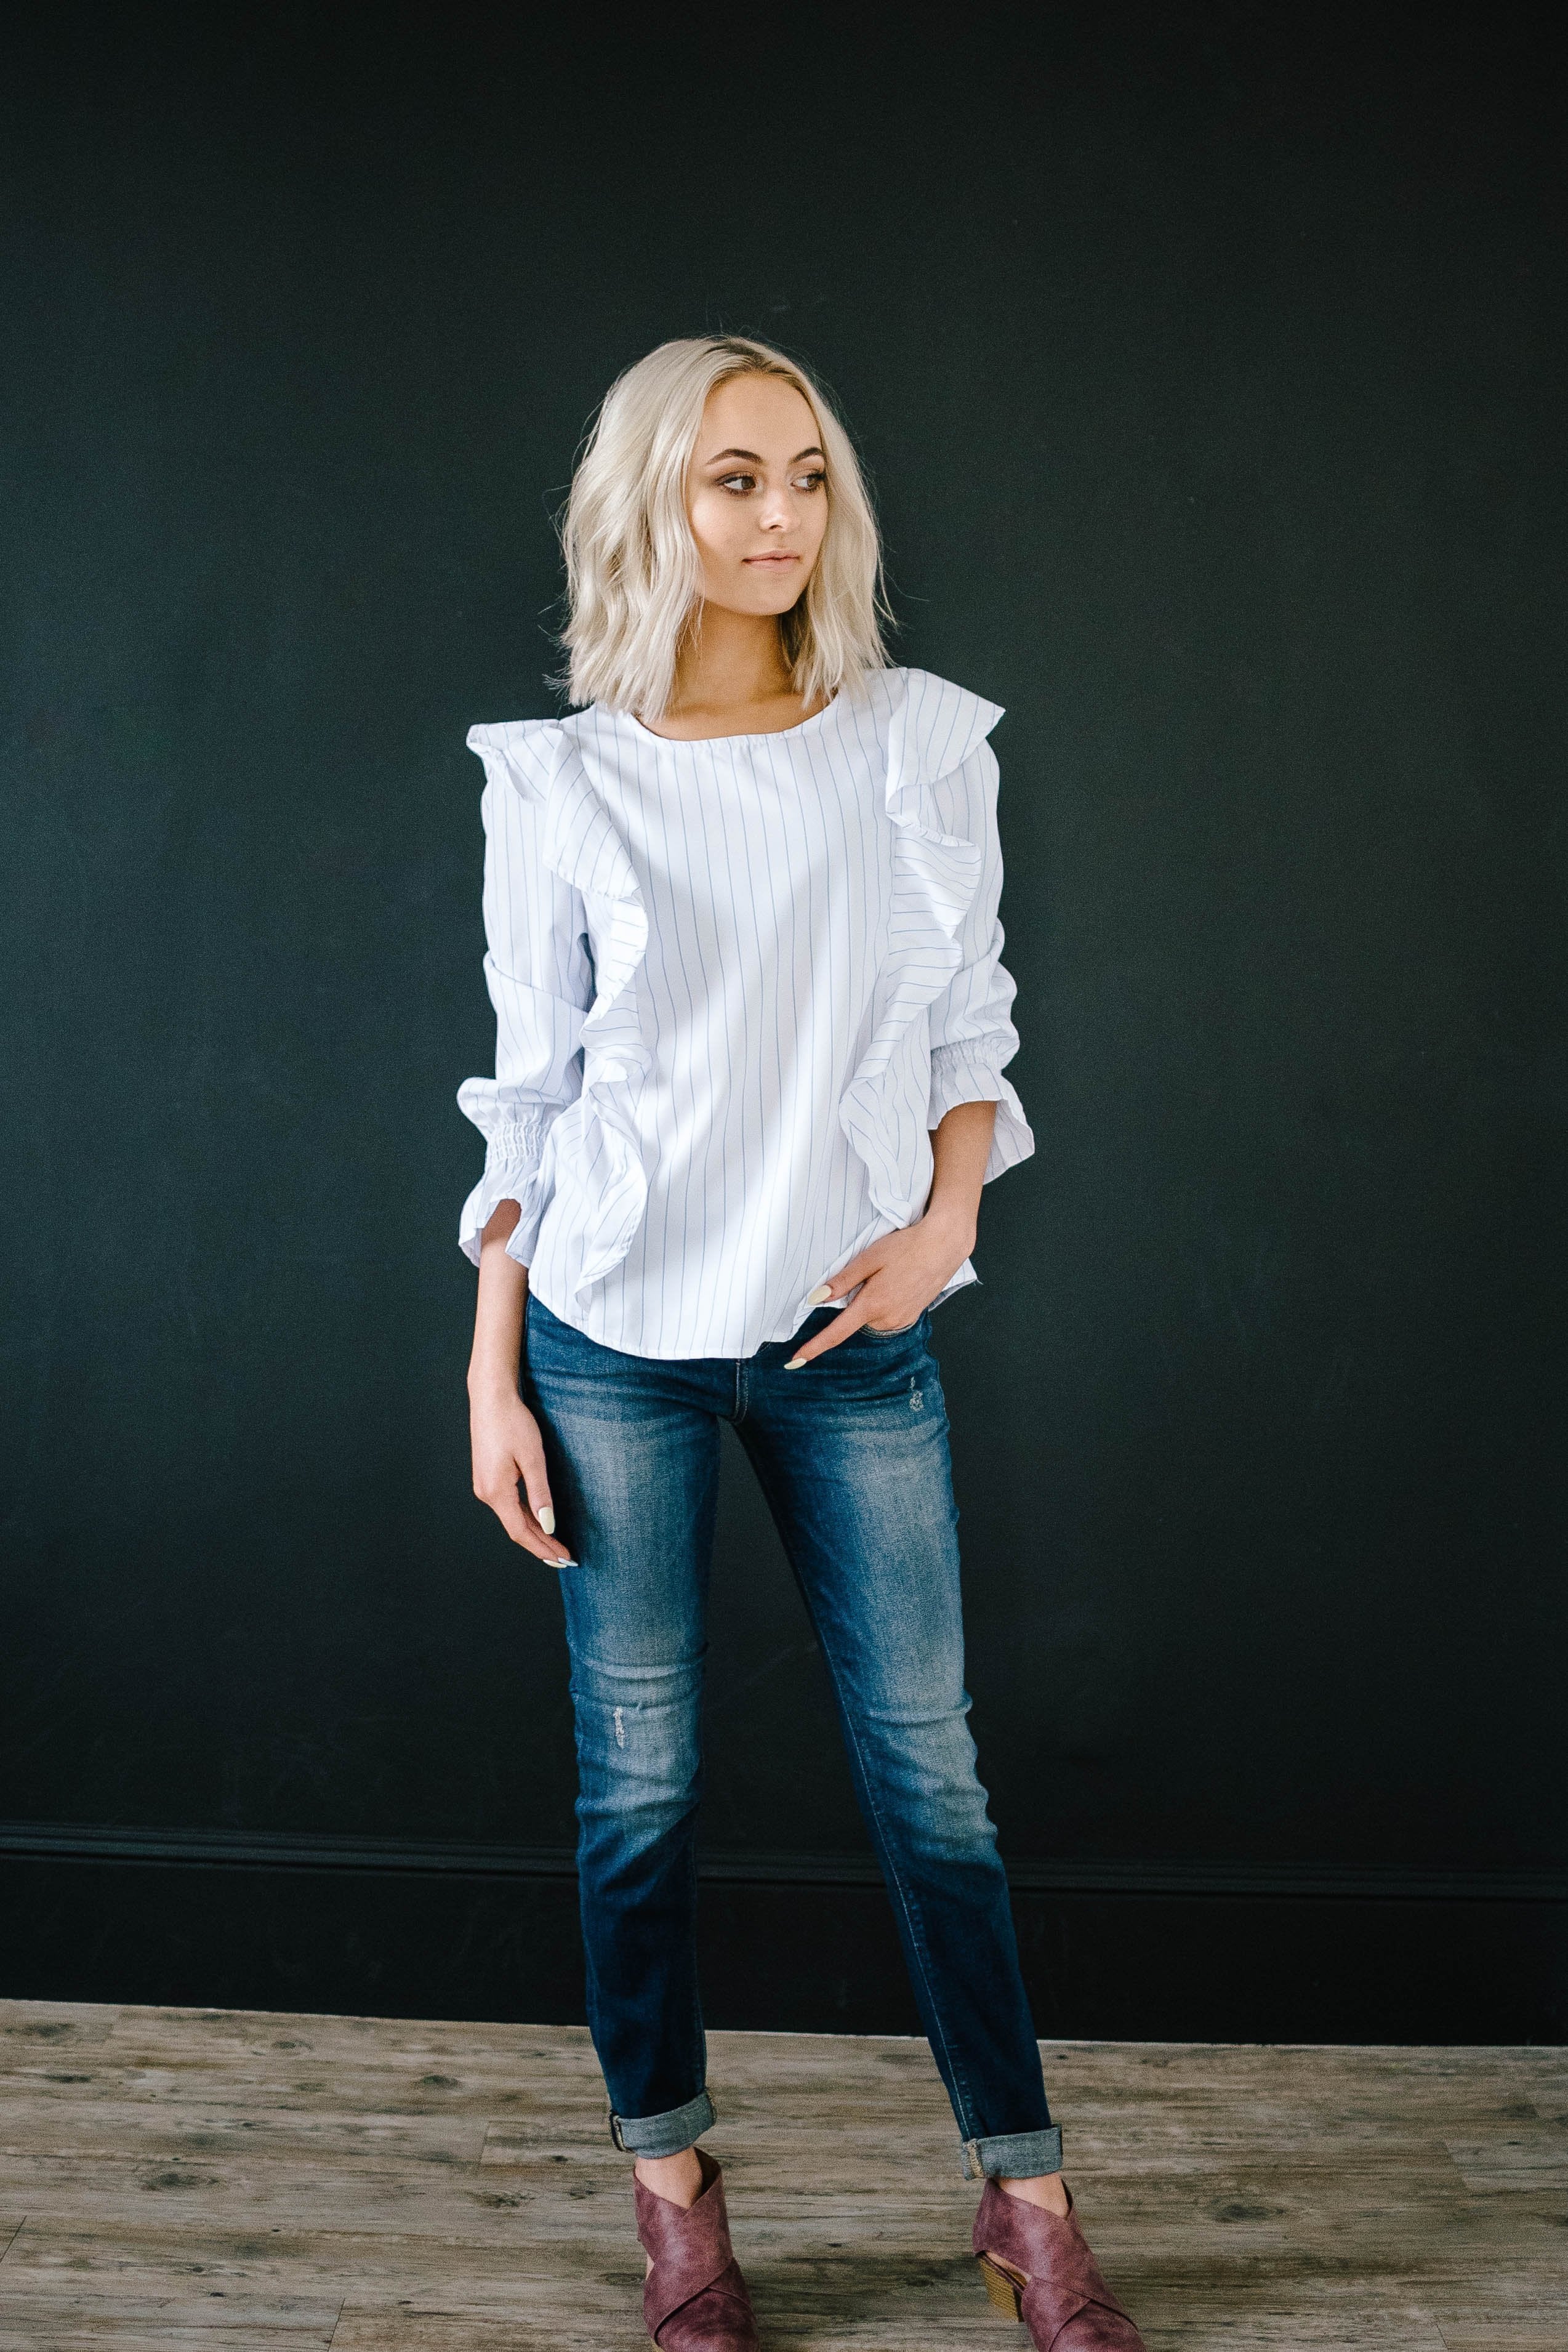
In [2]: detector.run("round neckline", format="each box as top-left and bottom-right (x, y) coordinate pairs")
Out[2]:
(619, 693), (840, 749)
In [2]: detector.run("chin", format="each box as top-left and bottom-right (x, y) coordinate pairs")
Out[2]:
(715, 585), (805, 620)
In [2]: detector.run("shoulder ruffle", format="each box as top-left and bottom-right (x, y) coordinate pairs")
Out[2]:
(838, 670), (1004, 1226)
(885, 666), (1005, 800)
(467, 720), (651, 1290)
(467, 721), (648, 1020)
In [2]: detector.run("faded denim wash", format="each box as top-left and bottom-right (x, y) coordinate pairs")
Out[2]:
(523, 1292), (1062, 2181)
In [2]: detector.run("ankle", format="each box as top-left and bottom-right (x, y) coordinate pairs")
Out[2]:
(634, 2143), (706, 2209)
(997, 2170), (1071, 2218)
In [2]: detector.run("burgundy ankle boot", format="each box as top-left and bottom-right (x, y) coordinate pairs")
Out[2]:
(633, 2148), (760, 2349)
(973, 2175), (1146, 2349)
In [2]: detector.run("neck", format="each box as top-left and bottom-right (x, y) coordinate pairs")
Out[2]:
(668, 603), (790, 717)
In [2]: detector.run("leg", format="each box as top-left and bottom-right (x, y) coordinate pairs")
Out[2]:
(522, 1295), (723, 2153)
(739, 1308), (1061, 2184)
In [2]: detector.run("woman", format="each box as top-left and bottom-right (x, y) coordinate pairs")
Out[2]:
(459, 336), (1143, 2352)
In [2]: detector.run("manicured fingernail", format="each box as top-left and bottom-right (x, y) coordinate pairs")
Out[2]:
(539, 1506), (556, 1535)
(784, 1355), (808, 1371)
(806, 1283), (832, 1305)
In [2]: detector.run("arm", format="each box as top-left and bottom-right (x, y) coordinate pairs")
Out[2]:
(786, 736), (1030, 1368)
(457, 762), (593, 1270)
(459, 755), (589, 1565)
(922, 737), (1035, 1176)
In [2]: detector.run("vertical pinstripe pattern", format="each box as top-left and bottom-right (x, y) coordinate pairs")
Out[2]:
(457, 668), (1034, 1361)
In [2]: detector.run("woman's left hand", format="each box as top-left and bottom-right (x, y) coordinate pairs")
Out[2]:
(785, 1206), (976, 1367)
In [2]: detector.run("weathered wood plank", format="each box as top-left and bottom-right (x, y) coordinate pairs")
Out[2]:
(0, 2102), (486, 2168)
(1444, 2130), (1568, 2193)
(0, 2324), (337, 2350)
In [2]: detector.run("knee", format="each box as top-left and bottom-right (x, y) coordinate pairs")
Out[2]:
(859, 1707), (999, 1860)
(571, 1659), (703, 1837)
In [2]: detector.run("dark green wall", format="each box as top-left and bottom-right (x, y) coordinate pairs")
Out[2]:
(2, 5), (1564, 2032)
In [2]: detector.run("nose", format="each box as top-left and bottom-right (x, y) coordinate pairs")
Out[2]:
(757, 481), (794, 531)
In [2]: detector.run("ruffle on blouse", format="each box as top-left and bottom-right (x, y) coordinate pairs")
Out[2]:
(464, 719), (653, 1293)
(837, 669), (1018, 1228)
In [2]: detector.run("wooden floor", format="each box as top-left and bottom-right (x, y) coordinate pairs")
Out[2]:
(0, 2001), (1563, 2348)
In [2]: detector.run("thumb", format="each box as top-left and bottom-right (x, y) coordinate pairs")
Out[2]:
(518, 1451), (556, 1537)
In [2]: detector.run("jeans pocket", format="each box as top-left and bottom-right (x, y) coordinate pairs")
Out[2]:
(859, 1309), (931, 1343)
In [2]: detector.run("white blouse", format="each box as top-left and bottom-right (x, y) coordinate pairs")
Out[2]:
(457, 666), (1033, 1361)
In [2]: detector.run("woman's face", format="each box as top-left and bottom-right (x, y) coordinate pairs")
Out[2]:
(685, 373), (829, 620)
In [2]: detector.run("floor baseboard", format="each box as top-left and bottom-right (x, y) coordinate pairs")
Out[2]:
(2, 1836), (1564, 2042)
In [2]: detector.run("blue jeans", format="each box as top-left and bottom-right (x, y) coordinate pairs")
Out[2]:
(522, 1292), (1062, 2181)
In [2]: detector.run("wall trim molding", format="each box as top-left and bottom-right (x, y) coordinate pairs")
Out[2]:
(2, 1821), (1562, 1904)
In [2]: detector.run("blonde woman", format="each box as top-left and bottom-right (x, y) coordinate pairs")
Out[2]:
(460, 337), (1144, 2351)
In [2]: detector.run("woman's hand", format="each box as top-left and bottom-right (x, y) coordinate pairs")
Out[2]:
(468, 1199), (573, 1564)
(784, 1209), (975, 1367)
(469, 1382), (575, 1565)
(784, 1099), (998, 1370)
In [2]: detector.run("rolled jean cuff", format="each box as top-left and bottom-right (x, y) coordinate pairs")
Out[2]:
(960, 2125), (1064, 2180)
(608, 2088), (717, 2157)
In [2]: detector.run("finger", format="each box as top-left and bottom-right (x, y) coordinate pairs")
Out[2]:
(519, 1512), (576, 1566)
(517, 1448), (557, 1540)
(784, 1299), (871, 1368)
(805, 1248), (881, 1305)
(478, 1475), (575, 1566)
(514, 1429), (573, 1564)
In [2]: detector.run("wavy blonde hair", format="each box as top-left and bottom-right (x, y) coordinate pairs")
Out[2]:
(558, 336), (891, 718)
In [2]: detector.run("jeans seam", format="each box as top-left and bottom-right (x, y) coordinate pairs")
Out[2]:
(684, 1815), (704, 2092)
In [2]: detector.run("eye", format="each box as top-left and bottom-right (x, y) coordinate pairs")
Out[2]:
(715, 472), (757, 495)
(793, 469), (827, 493)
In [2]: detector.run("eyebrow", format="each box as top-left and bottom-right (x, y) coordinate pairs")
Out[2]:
(703, 445), (826, 465)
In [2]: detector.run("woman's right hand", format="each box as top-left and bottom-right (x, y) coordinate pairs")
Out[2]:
(468, 1204), (574, 1566)
(469, 1383), (575, 1566)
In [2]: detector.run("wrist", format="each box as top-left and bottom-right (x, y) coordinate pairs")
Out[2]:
(468, 1360), (521, 1406)
(922, 1194), (978, 1255)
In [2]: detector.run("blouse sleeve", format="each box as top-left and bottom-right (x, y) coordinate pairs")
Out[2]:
(456, 757), (594, 1268)
(923, 739), (1035, 1180)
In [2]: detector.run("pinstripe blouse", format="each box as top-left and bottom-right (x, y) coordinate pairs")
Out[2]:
(456, 666), (1033, 1360)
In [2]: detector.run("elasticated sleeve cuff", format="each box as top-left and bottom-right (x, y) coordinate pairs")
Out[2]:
(456, 1089), (559, 1268)
(927, 1042), (1035, 1180)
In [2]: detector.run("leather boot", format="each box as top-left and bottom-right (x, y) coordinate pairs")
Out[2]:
(634, 2148), (760, 2350)
(972, 2175), (1146, 2349)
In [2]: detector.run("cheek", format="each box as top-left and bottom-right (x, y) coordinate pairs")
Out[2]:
(688, 491), (742, 567)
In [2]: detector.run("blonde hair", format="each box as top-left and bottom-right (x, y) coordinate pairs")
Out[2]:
(558, 336), (891, 718)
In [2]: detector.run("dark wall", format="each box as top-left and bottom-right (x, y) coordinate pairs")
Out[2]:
(2, 5), (1564, 2035)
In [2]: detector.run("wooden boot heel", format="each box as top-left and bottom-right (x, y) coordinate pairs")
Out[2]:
(978, 2252), (1024, 2319)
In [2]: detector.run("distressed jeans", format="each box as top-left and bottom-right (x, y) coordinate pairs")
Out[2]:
(523, 1291), (1062, 2181)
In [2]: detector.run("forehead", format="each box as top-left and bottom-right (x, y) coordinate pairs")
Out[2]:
(698, 372), (818, 451)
